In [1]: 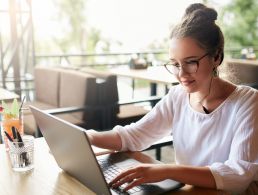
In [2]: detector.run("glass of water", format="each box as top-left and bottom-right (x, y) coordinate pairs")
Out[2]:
(8, 135), (34, 172)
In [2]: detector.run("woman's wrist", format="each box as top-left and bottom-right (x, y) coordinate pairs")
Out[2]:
(85, 129), (97, 145)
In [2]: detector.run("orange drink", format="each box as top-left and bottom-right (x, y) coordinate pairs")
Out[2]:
(1, 98), (24, 151)
(1, 112), (24, 151)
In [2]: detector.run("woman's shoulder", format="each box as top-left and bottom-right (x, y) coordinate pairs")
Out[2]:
(234, 85), (258, 100)
(229, 85), (258, 109)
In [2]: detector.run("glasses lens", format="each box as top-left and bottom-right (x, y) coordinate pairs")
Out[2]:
(164, 60), (200, 74)
(184, 63), (198, 73)
(165, 64), (179, 74)
(165, 53), (208, 75)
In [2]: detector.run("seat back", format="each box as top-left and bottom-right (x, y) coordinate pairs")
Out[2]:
(81, 68), (119, 107)
(224, 60), (258, 86)
(34, 66), (60, 107)
(96, 75), (119, 110)
(59, 70), (98, 121)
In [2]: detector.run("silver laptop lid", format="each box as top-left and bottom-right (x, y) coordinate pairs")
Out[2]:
(30, 106), (111, 195)
(30, 106), (184, 195)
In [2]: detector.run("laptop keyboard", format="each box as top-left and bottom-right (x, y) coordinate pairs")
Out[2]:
(98, 159), (142, 194)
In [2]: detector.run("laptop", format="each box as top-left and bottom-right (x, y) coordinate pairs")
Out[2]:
(30, 106), (184, 195)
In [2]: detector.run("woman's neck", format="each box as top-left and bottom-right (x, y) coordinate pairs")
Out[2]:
(189, 78), (236, 114)
(193, 77), (214, 112)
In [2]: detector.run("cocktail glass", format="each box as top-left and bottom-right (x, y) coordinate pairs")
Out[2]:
(1, 111), (24, 151)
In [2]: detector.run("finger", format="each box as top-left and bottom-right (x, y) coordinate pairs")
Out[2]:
(109, 167), (138, 185)
(123, 177), (145, 192)
(111, 171), (140, 188)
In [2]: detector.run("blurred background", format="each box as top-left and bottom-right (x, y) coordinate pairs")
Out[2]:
(1, 0), (257, 99)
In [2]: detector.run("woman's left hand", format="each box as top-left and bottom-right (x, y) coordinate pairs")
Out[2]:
(109, 164), (169, 192)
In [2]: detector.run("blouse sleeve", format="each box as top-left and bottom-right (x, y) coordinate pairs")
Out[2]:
(209, 89), (258, 193)
(114, 87), (177, 151)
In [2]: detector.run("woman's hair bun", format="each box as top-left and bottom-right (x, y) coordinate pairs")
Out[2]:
(184, 3), (206, 15)
(170, 3), (224, 64)
(184, 3), (218, 22)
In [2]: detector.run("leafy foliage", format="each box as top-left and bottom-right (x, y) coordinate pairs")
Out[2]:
(219, 0), (258, 47)
(52, 0), (87, 53)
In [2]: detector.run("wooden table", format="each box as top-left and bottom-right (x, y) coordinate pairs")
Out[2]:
(0, 88), (19, 102)
(82, 66), (179, 96)
(108, 65), (178, 85)
(0, 138), (229, 195)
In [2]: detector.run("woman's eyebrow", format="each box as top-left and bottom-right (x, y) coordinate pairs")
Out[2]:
(184, 56), (199, 60)
(169, 55), (198, 61)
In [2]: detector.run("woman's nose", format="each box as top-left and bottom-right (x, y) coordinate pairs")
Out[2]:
(178, 67), (188, 77)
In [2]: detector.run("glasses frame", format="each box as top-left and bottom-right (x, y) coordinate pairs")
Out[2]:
(164, 53), (209, 75)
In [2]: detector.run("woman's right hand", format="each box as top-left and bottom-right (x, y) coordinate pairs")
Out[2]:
(109, 164), (170, 192)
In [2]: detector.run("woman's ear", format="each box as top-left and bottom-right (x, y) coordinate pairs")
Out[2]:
(214, 53), (219, 61)
(219, 52), (224, 65)
(214, 50), (223, 65)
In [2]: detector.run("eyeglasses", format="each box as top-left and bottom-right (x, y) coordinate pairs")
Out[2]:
(164, 53), (209, 75)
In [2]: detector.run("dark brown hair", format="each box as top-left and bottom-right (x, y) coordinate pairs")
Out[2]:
(170, 3), (224, 64)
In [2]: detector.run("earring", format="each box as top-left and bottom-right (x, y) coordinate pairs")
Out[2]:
(212, 67), (218, 77)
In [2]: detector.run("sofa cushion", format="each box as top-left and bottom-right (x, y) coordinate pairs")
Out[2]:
(23, 101), (56, 115)
(23, 101), (58, 135)
(117, 104), (150, 118)
(34, 67), (60, 107)
(59, 70), (98, 121)
(23, 114), (38, 135)
(223, 60), (258, 85)
(55, 113), (85, 125)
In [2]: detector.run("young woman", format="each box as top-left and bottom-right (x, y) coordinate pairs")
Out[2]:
(87, 3), (258, 194)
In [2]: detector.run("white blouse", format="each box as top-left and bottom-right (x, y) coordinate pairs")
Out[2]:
(114, 84), (258, 193)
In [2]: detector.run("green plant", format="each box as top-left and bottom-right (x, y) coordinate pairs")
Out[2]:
(1, 99), (19, 118)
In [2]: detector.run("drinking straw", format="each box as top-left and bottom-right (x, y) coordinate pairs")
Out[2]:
(19, 96), (26, 121)
(19, 96), (26, 112)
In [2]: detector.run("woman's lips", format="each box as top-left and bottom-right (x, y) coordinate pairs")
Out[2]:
(180, 80), (195, 86)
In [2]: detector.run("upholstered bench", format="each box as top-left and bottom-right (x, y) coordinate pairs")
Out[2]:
(223, 59), (258, 88)
(24, 66), (160, 136)
(23, 67), (99, 135)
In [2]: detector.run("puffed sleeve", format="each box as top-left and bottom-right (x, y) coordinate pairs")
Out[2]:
(114, 86), (177, 151)
(209, 89), (258, 193)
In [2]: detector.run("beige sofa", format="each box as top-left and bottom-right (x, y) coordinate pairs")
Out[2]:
(223, 59), (258, 88)
(24, 66), (156, 136)
(24, 66), (99, 135)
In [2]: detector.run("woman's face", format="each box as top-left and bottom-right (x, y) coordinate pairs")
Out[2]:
(169, 37), (214, 93)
